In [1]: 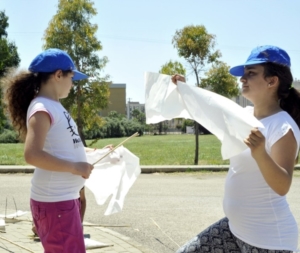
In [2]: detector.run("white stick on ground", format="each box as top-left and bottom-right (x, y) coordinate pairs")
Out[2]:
(0, 235), (35, 253)
(150, 218), (180, 248)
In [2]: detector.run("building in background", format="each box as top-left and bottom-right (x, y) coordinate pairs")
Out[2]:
(100, 83), (126, 117)
(126, 101), (145, 119)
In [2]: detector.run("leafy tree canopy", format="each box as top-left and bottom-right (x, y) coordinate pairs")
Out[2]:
(159, 60), (186, 76)
(131, 109), (146, 125)
(0, 11), (20, 77)
(43, 0), (110, 145)
(108, 110), (124, 120)
(201, 62), (239, 98)
(0, 11), (20, 132)
(172, 25), (221, 79)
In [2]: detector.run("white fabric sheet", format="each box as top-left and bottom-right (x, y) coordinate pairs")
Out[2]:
(85, 146), (140, 215)
(0, 210), (28, 218)
(145, 72), (264, 159)
(84, 238), (113, 249)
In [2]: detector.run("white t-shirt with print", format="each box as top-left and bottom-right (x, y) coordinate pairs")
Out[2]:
(223, 107), (300, 251)
(27, 97), (86, 202)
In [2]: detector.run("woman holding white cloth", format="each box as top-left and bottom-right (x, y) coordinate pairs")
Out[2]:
(173, 45), (300, 253)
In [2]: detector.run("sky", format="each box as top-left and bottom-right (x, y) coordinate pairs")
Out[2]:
(1, 0), (300, 103)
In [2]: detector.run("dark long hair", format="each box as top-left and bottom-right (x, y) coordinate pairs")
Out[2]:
(1, 69), (71, 140)
(263, 62), (300, 129)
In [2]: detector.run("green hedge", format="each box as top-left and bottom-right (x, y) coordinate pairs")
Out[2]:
(0, 129), (19, 143)
(84, 117), (144, 139)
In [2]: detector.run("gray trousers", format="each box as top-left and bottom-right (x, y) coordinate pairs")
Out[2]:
(176, 217), (292, 253)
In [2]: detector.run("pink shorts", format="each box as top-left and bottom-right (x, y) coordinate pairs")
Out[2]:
(30, 198), (85, 253)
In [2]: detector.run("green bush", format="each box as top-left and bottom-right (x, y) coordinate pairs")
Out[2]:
(84, 117), (144, 139)
(0, 129), (19, 143)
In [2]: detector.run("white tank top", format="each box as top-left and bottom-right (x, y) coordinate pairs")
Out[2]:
(27, 97), (86, 202)
(223, 107), (300, 251)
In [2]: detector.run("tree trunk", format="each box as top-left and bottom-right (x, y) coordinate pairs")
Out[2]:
(78, 123), (87, 147)
(76, 82), (87, 147)
(158, 122), (163, 135)
(194, 69), (200, 165)
(194, 121), (199, 165)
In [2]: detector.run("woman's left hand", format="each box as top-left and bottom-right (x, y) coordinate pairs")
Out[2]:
(103, 144), (114, 150)
(244, 128), (266, 158)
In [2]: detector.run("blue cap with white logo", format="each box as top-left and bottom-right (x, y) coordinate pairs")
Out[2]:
(29, 48), (88, 81)
(230, 45), (291, 77)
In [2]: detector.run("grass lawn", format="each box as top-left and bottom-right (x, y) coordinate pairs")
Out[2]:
(0, 134), (228, 165)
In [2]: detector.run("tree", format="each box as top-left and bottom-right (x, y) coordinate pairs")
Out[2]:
(108, 110), (124, 120)
(158, 60), (186, 134)
(131, 109), (146, 125)
(201, 62), (239, 98)
(172, 25), (221, 165)
(159, 60), (186, 76)
(43, 0), (110, 146)
(0, 11), (20, 132)
(136, 112), (146, 125)
(131, 109), (141, 119)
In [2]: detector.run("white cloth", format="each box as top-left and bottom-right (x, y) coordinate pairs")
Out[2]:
(84, 238), (112, 250)
(144, 72), (264, 159)
(85, 146), (141, 215)
(224, 108), (300, 251)
(27, 97), (86, 202)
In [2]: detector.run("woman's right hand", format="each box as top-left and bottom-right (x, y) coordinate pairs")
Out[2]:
(72, 162), (94, 179)
(171, 74), (186, 85)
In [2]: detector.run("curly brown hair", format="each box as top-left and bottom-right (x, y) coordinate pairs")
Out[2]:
(1, 69), (71, 141)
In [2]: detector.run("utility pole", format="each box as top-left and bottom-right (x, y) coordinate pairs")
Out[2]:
(127, 98), (132, 119)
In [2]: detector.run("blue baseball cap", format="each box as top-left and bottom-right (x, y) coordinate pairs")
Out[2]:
(28, 48), (88, 81)
(229, 45), (291, 76)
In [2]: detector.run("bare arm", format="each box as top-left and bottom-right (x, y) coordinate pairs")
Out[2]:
(79, 187), (86, 222)
(24, 111), (93, 179)
(244, 128), (297, 196)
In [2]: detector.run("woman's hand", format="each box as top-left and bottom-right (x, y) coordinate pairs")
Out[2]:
(244, 128), (266, 159)
(171, 74), (186, 85)
(103, 144), (114, 150)
(244, 128), (297, 196)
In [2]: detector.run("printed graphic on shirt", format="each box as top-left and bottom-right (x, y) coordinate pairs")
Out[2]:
(63, 111), (83, 149)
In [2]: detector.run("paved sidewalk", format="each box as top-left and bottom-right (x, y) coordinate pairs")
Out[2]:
(0, 212), (155, 253)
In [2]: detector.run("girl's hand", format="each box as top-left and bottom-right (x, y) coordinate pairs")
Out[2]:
(72, 162), (94, 179)
(171, 74), (185, 85)
(244, 128), (266, 159)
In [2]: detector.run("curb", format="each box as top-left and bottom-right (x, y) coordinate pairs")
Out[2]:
(0, 165), (300, 173)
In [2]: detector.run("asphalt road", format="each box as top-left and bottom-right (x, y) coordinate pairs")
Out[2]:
(1, 172), (300, 253)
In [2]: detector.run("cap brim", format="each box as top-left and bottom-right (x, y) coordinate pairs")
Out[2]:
(229, 60), (267, 76)
(229, 65), (245, 77)
(73, 70), (88, 81)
